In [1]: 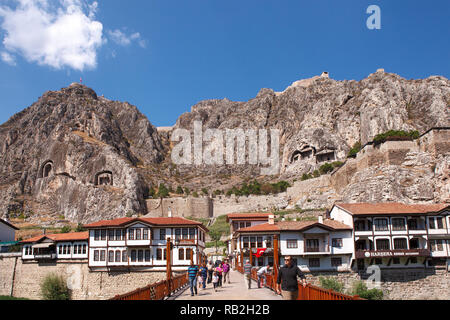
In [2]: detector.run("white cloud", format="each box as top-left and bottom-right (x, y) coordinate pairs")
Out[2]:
(1, 51), (16, 65)
(0, 0), (104, 71)
(108, 29), (147, 48)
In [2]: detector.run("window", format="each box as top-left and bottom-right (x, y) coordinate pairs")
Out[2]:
(186, 248), (192, 260)
(331, 258), (342, 267)
(410, 257), (418, 264)
(256, 237), (263, 248)
(143, 228), (149, 240)
(189, 228), (196, 239)
(101, 230), (107, 241)
(160, 229), (166, 240)
(182, 228), (188, 240)
(108, 229), (115, 241)
(94, 230), (100, 241)
(145, 250), (151, 262)
(286, 239), (298, 249)
(250, 237), (256, 248)
(394, 238), (408, 250)
(355, 220), (366, 231)
(74, 245), (78, 255)
(239, 222), (245, 229)
(157, 248), (163, 260)
(374, 219), (389, 231)
(58, 246), (63, 255)
(436, 217), (444, 229)
(128, 229), (135, 240)
(67, 245), (71, 255)
(376, 239), (390, 250)
(306, 239), (319, 251)
(430, 240), (444, 252)
(115, 250), (121, 263)
(83, 244), (87, 254)
(131, 250), (137, 262)
(429, 217), (444, 230)
(409, 238), (420, 249)
(408, 219), (418, 230)
(164, 249), (167, 260)
(309, 258), (320, 268)
(94, 250), (99, 262)
(175, 229), (181, 240)
(179, 248), (185, 260)
(136, 229), (142, 240)
(138, 250), (144, 262)
(122, 251), (127, 263)
(115, 229), (122, 241)
(242, 237), (249, 248)
(392, 218), (406, 231)
(108, 251), (114, 263)
(100, 250), (106, 261)
(332, 238), (343, 248)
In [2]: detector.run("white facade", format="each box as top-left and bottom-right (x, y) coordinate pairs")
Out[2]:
(87, 221), (207, 271)
(22, 239), (88, 261)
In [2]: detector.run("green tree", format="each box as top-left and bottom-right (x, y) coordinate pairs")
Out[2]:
(157, 183), (170, 198)
(74, 223), (86, 232)
(60, 226), (72, 234)
(349, 281), (383, 300)
(176, 186), (184, 195)
(40, 274), (71, 300)
(209, 230), (223, 253)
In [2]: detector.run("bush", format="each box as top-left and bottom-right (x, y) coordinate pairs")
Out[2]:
(184, 187), (190, 196)
(319, 277), (345, 293)
(59, 226), (72, 234)
(373, 130), (420, 146)
(201, 188), (209, 196)
(348, 141), (362, 158)
(313, 170), (320, 178)
(157, 183), (170, 198)
(349, 281), (383, 300)
(41, 274), (71, 300)
(319, 163), (334, 175)
(176, 186), (184, 195)
(192, 191), (199, 198)
(74, 223), (86, 232)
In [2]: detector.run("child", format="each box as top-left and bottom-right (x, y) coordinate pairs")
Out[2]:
(212, 271), (219, 292)
(197, 272), (204, 290)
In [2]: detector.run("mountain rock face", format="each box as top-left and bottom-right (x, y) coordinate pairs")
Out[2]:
(0, 83), (164, 223)
(0, 71), (449, 225)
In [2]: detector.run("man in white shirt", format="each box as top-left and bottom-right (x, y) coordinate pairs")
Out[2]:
(257, 264), (271, 288)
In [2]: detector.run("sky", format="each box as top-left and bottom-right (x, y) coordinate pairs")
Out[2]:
(0, 0), (449, 127)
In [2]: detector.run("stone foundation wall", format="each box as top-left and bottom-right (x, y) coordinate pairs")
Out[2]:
(0, 255), (167, 300)
(304, 268), (450, 300)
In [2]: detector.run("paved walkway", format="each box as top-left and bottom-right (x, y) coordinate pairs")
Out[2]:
(171, 270), (282, 300)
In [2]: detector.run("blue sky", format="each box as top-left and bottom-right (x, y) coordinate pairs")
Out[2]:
(0, 0), (449, 127)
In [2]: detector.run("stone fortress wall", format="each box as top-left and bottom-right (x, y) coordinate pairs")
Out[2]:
(146, 128), (450, 219)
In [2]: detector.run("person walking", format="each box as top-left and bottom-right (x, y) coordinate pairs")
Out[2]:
(212, 271), (219, 292)
(243, 259), (252, 289)
(276, 256), (307, 300)
(222, 260), (231, 284)
(207, 260), (214, 284)
(187, 261), (199, 296)
(215, 263), (223, 287)
(257, 264), (271, 288)
(199, 263), (208, 290)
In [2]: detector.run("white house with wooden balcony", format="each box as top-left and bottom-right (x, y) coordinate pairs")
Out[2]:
(329, 203), (450, 270)
(83, 217), (208, 272)
(21, 232), (89, 261)
(232, 215), (354, 272)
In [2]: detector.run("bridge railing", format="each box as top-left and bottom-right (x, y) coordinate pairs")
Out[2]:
(110, 273), (189, 300)
(247, 268), (363, 300)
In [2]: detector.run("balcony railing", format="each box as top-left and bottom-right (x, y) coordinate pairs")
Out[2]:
(304, 246), (330, 253)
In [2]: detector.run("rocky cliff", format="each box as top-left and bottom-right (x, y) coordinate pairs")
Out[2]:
(0, 83), (165, 223)
(0, 70), (449, 225)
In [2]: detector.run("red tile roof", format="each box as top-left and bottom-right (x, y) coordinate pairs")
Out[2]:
(335, 203), (449, 216)
(21, 232), (89, 243)
(226, 213), (272, 222)
(235, 219), (352, 234)
(84, 217), (208, 231)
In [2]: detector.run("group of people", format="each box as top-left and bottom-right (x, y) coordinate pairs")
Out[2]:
(187, 259), (231, 296)
(188, 256), (307, 300)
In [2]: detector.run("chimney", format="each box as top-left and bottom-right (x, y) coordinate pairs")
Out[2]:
(318, 215), (324, 224)
(268, 215), (275, 225)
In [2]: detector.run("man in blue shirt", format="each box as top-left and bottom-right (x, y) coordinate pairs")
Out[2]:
(187, 261), (199, 296)
(199, 263), (208, 289)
